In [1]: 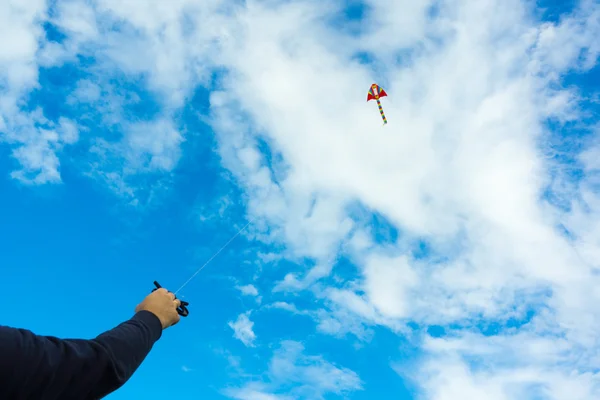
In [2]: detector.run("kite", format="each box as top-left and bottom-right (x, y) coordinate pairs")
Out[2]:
(367, 83), (388, 125)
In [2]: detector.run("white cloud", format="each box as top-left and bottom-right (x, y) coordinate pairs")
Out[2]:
(229, 312), (257, 347)
(216, 2), (594, 289)
(8, 113), (80, 184)
(80, 116), (184, 203)
(400, 325), (600, 400)
(268, 341), (362, 397)
(0, 0), (46, 99)
(226, 383), (291, 400)
(0, 0), (79, 184)
(236, 284), (262, 304)
(226, 340), (362, 400)
(124, 118), (184, 172)
(362, 254), (419, 319)
(266, 300), (375, 341)
(238, 284), (259, 297)
(1, 0), (208, 191)
(204, 0), (600, 397)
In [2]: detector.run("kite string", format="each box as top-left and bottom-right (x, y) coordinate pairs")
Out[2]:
(173, 220), (252, 296)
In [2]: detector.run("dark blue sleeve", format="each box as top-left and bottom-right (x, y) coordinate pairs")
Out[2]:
(0, 310), (163, 400)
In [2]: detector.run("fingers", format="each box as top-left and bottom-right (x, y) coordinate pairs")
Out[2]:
(156, 288), (176, 300)
(168, 300), (182, 327)
(156, 287), (179, 307)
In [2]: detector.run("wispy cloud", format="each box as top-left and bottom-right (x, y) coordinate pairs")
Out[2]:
(9, 114), (79, 184)
(237, 284), (259, 297)
(401, 326), (600, 400)
(225, 341), (362, 400)
(229, 312), (257, 347)
(0, 0), (75, 184)
(237, 284), (262, 304)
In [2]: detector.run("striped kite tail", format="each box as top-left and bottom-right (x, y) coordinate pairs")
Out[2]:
(376, 98), (387, 125)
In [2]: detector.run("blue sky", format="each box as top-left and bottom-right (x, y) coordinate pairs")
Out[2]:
(1, 0), (600, 399)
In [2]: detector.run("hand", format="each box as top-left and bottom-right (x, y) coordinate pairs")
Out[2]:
(135, 288), (181, 329)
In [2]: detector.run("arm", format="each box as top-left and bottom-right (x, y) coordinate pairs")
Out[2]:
(0, 310), (163, 400)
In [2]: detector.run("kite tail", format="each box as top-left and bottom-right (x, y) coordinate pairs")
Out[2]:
(376, 98), (388, 125)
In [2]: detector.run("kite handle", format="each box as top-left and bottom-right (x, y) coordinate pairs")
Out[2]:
(152, 281), (190, 317)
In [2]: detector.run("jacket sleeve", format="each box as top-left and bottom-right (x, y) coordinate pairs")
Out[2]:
(0, 310), (163, 400)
